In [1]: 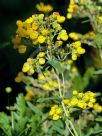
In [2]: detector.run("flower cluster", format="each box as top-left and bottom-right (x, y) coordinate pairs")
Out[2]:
(12, 12), (67, 54)
(67, 0), (78, 19)
(49, 105), (62, 120)
(36, 2), (53, 13)
(63, 90), (96, 109)
(70, 41), (85, 60)
(38, 70), (58, 91)
(22, 58), (35, 75)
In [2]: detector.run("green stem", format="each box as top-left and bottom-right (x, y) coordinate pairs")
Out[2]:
(11, 111), (14, 130)
(56, 73), (78, 136)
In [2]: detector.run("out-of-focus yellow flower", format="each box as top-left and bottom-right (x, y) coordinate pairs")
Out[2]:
(69, 32), (81, 41)
(49, 81), (58, 88)
(98, 16), (102, 24)
(18, 45), (27, 53)
(15, 72), (24, 83)
(72, 54), (77, 61)
(22, 62), (30, 73)
(38, 74), (45, 81)
(36, 2), (53, 13)
(39, 58), (45, 65)
(37, 52), (45, 58)
(78, 100), (87, 109)
(72, 90), (78, 95)
(63, 99), (70, 105)
(93, 103), (102, 112)
(68, 59), (73, 65)
(70, 97), (78, 106)
(67, 13), (73, 19)
(42, 83), (50, 91)
(52, 114), (60, 120)
(25, 90), (34, 101)
(71, 66), (77, 73)
(49, 105), (62, 120)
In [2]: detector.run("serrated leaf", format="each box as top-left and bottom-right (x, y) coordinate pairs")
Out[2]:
(0, 112), (12, 136)
(15, 93), (26, 117)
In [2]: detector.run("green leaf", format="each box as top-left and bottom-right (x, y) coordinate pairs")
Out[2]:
(95, 116), (102, 122)
(48, 58), (65, 73)
(27, 101), (42, 115)
(90, 130), (102, 136)
(15, 93), (26, 117)
(0, 112), (12, 136)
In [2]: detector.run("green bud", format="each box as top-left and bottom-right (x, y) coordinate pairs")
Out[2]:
(5, 87), (12, 93)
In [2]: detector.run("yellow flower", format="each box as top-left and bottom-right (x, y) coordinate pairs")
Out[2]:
(41, 29), (49, 36)
(88, 102), (93, 108)
(78, 93), (83, 98)
(72, 54), (77, 61)
(42, 83), (50, 91)
(25, 90), (34, 101)
(15, 72), (24, 83)
(72, 90), (78, 95)
(98, 16), (102, 24)
(18, 45), (27, 53)
(16, 20), (23, 27)
(49, 109), (56, 116)
(32, 23), (39, 30)
(38, 74), (45, 81)
(93, 103), (102, 112)
(55, 41), (63, 46)
(49, 81), (58, 88)
(72, 41), (81, 48)
(67, 13), (72, 19)
(52, 114), (60, 120)
(77, 47), (85, 54)
(38, 35), (46, 43)
(63, 99), (70, 105)
(83, 94), (90, 102)
(37, 52), (45, 57)
(57, 16), (65, 23)
(70, 97), (78, 106)
(22, 62), (30, 72)
(71, 66), (77, 73)
(28, 68), (35, 75)
(58, 30), (68, 41)
(68, 59), (73, 65)
(39, 58), (45, 65)
(30, 31), (38, 39)
(25, 17), (33, 24)
(36, 2), (53, 13)
(55, 108), (62, 114)
(78, 100), (87, 109)
(69, 32), (80, 40)
(90, 98), (96, 103)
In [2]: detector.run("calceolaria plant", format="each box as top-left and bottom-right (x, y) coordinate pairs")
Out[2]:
(0, 0), (102, 136)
